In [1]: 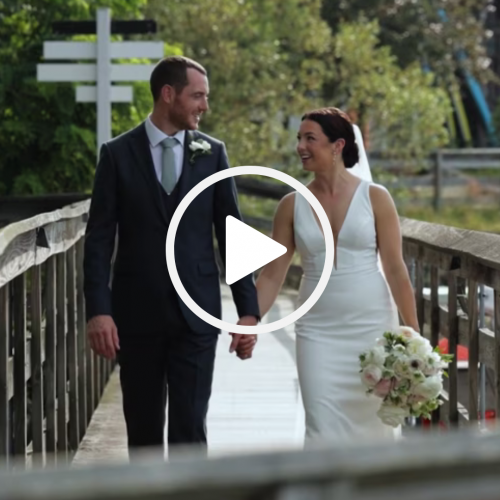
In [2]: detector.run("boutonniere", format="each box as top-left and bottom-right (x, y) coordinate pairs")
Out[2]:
(189, 139), (212, 164)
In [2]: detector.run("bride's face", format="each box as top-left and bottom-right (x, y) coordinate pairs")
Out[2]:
(296, 119), (339, 172)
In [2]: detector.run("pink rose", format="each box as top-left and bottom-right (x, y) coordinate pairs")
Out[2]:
(400, 326), (420, 340)
(373, 378), (392, 398)
(361, 365), (382, 388)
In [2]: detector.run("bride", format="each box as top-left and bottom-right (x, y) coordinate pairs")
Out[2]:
(252, 107), (419, 445)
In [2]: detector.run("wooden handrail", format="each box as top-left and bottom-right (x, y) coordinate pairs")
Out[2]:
(0, 201), (90, 288)
(0, 200), (112, 468)
(0, 429), (497, 499)
(0, 201), (89, 256)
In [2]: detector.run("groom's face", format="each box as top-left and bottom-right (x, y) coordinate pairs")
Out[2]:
(169, 68), (209, 130)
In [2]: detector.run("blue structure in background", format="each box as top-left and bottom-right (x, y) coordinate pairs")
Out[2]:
(437, 8), (498, 146)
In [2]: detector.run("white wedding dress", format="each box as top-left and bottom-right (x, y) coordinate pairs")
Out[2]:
(293, 178), (401, 445)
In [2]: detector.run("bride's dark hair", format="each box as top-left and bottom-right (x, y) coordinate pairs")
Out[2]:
(301, 107), (359, 169)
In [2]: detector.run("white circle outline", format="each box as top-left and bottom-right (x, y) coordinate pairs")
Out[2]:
(166, 166), (334, 334)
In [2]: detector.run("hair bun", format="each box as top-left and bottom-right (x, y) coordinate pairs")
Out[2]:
(343, 140), (359, 169)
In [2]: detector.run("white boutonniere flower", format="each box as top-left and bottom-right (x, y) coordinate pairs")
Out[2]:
(189, 139), (212, 164)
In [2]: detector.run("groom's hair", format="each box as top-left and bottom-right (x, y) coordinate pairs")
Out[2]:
(150, 56), (207, 102)
(302, 107), (359, 169)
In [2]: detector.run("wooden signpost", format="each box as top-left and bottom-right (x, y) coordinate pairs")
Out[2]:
(37, 8), (164, 152)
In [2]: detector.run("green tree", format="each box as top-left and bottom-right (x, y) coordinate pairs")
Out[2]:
(145, 0), (332, 172)
(321, 0), (495, 83)
(0, 0), (177, 195)
(1, 0), (454, 194)
(329, 21), (451, 161)
(146, 1), (450, 175)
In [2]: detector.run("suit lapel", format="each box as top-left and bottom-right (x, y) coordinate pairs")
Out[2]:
(129, 123), (169, 226)
(178, 130), (195, 203)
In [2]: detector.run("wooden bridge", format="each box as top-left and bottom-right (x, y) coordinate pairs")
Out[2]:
(1, 180), (500, 497)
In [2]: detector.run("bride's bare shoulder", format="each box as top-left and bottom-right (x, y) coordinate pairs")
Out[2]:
(278, 191), (296, 210)
(368, 183), (398, 217)
(370, 183), (398, 227)
(368, 183), (393, 202)
(281, 191), (296, 205)
(274, 192), (296, 222)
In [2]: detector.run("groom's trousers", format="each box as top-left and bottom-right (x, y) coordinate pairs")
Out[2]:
(117, 328), (218, 459)
(115, 176), (219, 459)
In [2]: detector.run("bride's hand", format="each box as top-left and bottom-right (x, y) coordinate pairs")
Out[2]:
(229, 316), (258, 360)
(234, 334), (257, 360)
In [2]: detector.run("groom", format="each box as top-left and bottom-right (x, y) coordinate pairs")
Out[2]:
(83, 56), (259, 459)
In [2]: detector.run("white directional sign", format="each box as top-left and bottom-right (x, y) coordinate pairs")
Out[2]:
(225, 216), (287, 286)
(76, 85), (133, 103)
(36, 8), (164, 152)
(37, 63), (156, 82)
(43, 41), (163, 60)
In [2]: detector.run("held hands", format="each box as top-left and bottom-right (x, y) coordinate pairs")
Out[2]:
(229, 315), (258, 360)
(87, 315), (120, 360)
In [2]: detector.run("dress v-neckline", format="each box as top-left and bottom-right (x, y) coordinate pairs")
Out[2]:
(306, 179), (364, 242)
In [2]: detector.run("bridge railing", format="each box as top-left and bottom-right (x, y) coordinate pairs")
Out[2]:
(1, 175), (496, 469)
(238, 176), (500, 429)
(0, 428), (498, 499)
(0, 200), (113, 468)
(401, 217), (500, 426)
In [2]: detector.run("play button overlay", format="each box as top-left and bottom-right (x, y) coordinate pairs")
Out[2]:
(166, 166), (334, 334)
(225, 216), (286, 285)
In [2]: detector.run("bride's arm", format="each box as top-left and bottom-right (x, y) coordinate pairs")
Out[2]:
(370, 185), (420, 332)
(255, 193), (296, 318)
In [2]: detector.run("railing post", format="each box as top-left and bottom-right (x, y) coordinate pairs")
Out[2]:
(76, 238), (88, 442)
(406, 252), (417, 427)
(415, 259), (424, 333)
(479, 284), (486, 425)
(94, 350), (100, 412)
(67, 246), (79, 456)
(13, 274), (26, 468)
(45, 256), (57, 466)
(448, 271), (459, 425)
(430, 267), (440, 348)
(30, 265), (44, 466)
(0, 284), (9, 463)
(56, 253), (68, 463)
(430, 266), (440, 425)
(495, 289), (500, 426)
(468, 280), (479, 424)
(101, 355), (106, 396)
(86, 333), (94, 425)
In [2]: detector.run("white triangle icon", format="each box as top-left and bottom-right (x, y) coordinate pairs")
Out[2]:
(225, 216), (287, 285)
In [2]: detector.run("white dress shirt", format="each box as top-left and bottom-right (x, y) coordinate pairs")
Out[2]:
(144, 115), (185, 185)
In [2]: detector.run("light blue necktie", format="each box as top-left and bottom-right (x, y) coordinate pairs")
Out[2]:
(160, 137), (178, 194)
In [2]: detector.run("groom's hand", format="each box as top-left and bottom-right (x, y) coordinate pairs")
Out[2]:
(87, 315), (120, 360)
(229, 316), (258, 360)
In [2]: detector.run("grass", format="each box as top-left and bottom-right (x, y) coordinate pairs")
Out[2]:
(461, 168), (500, 177)
(399, 205), (500, 233)
(238, 186), (500, 235)
(239, 195), (279, 220)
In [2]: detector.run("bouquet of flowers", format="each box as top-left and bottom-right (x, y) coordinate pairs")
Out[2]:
(359, 326), (453, 427)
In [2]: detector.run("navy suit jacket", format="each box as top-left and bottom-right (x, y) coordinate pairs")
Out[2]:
(83, 122), (260, 336)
